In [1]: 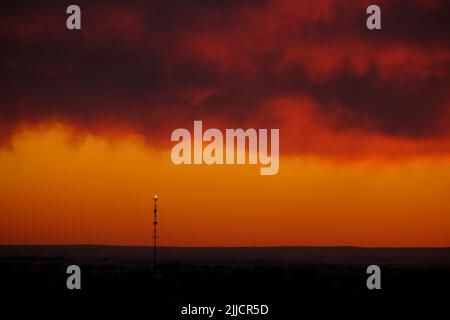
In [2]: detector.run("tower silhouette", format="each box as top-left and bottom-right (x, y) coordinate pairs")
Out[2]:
(152, 195), (158, 270)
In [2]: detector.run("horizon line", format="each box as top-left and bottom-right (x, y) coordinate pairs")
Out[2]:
(1, 244), (450, 249)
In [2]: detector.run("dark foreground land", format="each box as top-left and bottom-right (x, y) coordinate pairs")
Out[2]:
(1, 245), (449, 317)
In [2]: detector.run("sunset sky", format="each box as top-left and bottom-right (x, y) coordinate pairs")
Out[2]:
(1, 0), (449, 246)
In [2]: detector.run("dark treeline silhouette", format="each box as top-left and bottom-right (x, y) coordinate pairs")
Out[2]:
(1, 245), (449, 317)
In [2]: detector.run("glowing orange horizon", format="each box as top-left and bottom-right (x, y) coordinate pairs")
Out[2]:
(1, 124), (449, 247)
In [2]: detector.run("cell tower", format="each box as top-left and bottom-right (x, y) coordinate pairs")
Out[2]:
(152, 195), (158, 270)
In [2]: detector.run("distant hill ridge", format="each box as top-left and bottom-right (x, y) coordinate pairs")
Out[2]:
(1, 245), (449, 266)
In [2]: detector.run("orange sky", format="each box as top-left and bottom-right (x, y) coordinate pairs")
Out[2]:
(1, 125), (449, 246)
(1, 0), (450, 246)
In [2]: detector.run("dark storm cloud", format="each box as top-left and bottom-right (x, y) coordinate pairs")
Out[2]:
(0, 0), (449, 146)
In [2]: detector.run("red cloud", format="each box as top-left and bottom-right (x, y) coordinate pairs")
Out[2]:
(0, 0), (449, 158)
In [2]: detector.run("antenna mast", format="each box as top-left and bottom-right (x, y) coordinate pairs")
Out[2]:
(152, 195), (158, 270)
